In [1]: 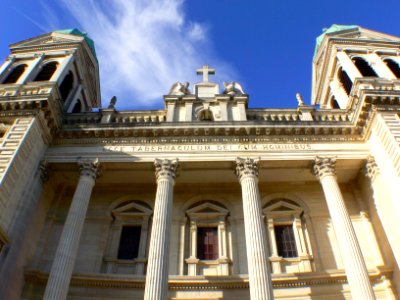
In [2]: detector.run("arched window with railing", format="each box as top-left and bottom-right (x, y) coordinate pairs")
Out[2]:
(352, 57), (378, 77)
(33, 62), (58, 81)
(384, 58), (400, 78)
(59, 71), (74, 102)
(2, 64), (27, 84)
(338, 67), (353, 96)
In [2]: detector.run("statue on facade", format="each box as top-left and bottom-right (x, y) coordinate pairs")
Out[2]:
(108, 96), (117, 109)
(168, 82), (190, 96)
(296, 93), (304, 106)
(223, 82), (245, 95)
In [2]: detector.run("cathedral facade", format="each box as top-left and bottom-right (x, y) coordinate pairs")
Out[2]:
(0, 25), (399, 300)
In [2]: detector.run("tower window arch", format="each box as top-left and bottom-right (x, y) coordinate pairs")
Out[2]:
(33, 62), (58, 81)
(384, 58), (400, 78)
(59, 71), (74, 102)
(338, 67), (353, 96)
(2, 64), (27, 84)
(352, 57), (378, 77)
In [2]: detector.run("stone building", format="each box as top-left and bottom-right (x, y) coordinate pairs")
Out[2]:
(0, 25), (399, 299)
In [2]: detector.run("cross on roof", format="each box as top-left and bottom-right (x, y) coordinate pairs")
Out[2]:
(196, 65), (215, 82)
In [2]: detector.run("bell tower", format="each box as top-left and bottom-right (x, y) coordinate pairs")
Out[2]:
(312, 25), (400, 109)
(0, 28), (101, 113)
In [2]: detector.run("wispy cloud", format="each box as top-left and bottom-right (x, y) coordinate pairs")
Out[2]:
(51, 0), (238, 109)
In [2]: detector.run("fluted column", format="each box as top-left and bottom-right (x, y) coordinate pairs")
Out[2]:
(144, 159), (179, 300)
(235, 157), (274, 300)
(314, 157), (376, 300)
(43, 159), (101, 300)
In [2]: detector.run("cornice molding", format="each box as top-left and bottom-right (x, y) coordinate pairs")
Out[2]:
(24, 267), (392, 290)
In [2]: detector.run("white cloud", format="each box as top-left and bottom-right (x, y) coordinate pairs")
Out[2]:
(55, 0), (237, 109)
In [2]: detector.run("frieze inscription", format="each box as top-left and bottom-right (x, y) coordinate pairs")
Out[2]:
(104, 143), (312, 153)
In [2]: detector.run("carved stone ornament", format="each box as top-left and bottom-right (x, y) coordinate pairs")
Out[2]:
(223, 81), (245, 96)
(39, 160), (49, 183)
(78, 158), (102, 180)
(364, 156), (380, 181)
(154, 158), (179, 180)
(313, 157), (336, 180)
(235, 157), (259, 181)
(168, 82), (190, 96)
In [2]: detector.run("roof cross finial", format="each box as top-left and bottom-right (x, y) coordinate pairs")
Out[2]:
(196, 65), (215, 82)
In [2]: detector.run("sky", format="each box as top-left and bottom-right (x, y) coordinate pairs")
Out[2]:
(1, 0), (400, 110)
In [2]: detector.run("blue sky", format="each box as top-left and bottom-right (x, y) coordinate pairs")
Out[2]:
(1, 0), (400, 110)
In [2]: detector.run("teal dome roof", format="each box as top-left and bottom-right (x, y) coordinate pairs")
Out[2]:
(314, 24), (359, 57)
(54, 28), (96, 59)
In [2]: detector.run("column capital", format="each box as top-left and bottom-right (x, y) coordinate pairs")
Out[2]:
(313, 157), (336, 180)
(235, 157), (259, 181)
(78, 158), (102, 180)
(364, 156), (380, 181)
(154, 158), (179, 181)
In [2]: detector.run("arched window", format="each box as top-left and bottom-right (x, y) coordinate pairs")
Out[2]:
(384, 58), (400, 78)
(59, 71), (74, 102)
(338, 67), (353, 96)
(33, 62), (58, 81)
(185, 201), (230, 276)
(103, 200), (152, 275)
(2, 64), (27, 84)
(71, 100), (82, 113)
(263, 199), (314, 274)
(353, 57), (378, 77)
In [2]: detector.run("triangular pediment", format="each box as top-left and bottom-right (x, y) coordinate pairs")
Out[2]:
(264, 200), (302, 213)
(187, 202), (229, 216)
(112, 201), (152, 217)
(10, 32), (85, 50)
(328, 27), (400, 42)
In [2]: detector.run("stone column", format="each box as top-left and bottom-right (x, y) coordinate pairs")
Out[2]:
(43, 159), (101, 300)
(313, 157), (376, 300)
(144, 159), (179, 300)
(235, 157), (274, 300)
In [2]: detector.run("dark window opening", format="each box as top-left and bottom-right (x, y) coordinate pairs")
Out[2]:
(338, 67), (353, 96)
(330, 96), (340, 109)
(353, 57), (378, 77)
(197, 227), (218, 260)
(2, 64), (27, 84)
(384, 59), (400, 78)
(117, 226), (141, 260)
(33, 62), (58, 81)
(59, 71), (74, 102)
(275, 225), (298, 258)
(71, 100), (82, 113)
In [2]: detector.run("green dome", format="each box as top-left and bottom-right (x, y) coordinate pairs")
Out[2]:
(54, 28), (96, 59)
(314, 24), (359, 57)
